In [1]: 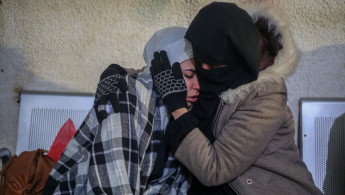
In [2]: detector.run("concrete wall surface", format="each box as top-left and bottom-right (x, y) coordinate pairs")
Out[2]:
(1, 0), (344, 157)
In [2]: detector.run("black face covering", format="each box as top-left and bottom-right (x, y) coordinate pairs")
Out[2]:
(191, 58), (256, 142)
(185, 2), (261, 76)
(195, 59), (254, 97)
(187, 2), (261, 141)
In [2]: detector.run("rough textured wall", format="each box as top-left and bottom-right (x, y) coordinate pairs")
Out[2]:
(0, 0), (344, 155)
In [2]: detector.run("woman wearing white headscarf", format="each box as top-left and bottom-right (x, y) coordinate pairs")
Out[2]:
(44, 26), (200, 195)
(142, 26), (200, 195)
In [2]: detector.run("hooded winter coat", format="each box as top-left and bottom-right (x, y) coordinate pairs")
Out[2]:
(173, 4), (323, 195)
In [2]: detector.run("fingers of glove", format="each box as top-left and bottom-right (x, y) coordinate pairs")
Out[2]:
(100, 64), (126, 80)
(108, 64), (127, 76)
(98, 110), (108, 122)
(109, 93), (120, 113)
(171, 62), (183, 80)
(117, 78), (128, 92)
(94, 96), (108, 123)
(100, 65), (116, 80)
(153, 51), (161, 63)
(150, 61), (158, 78)
(95, 96), (107, 112)
(150, 52), (161, 76)
(94, 110), (103, 124)
(100, 68), (115, 80)
(159, 51), (172, 70)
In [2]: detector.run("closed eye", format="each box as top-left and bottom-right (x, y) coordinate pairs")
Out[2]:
(183, 69), (196, 79)
(184, 74), (194, 79)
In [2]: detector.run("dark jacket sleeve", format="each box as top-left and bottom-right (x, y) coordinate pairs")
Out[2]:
(165, 112), (199, 154)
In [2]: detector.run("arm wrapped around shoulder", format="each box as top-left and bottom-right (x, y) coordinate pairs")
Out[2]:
(174, 90), (287, 186)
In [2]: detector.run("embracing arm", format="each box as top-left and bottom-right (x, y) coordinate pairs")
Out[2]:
(147, 51), (286, 186)
(171, 93), (286, 186)
(93, 64), (144, 123)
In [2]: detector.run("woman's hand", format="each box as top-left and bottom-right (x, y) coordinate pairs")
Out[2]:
(171, 108), (188, 120)
(150, 51), (188, 113)
(93, 64), (128, 123)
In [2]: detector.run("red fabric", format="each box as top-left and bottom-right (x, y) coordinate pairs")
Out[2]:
(47, 118), (77, 163)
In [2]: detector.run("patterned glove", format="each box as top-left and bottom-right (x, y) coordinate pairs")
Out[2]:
(150, 51), (188, 113)
(94, 64), (128, 123)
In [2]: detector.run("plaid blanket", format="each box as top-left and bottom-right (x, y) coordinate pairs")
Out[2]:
(45, 71), (189, 194)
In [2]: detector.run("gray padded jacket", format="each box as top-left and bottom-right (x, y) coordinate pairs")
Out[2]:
(174, 4), (323, 195)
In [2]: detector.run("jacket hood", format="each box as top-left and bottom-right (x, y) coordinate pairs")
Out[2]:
(221, 3), (299, 103)
(244, 3), (300, 79)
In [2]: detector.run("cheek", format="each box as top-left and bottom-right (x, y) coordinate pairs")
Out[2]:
(185, 80), (192, 93)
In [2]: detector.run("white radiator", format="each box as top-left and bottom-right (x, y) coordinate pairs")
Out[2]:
(299, 98), (345, 194)
(16, 91), (94, 155)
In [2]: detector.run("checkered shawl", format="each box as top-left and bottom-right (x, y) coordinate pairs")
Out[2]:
(46, 71), (189, 195)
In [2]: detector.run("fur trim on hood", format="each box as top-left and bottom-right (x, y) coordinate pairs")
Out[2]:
(221, 3), (299, 104)
(244, 3), (300, 79)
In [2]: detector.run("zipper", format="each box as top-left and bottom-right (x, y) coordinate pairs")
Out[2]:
(212, 101), (225, 135)
(228, 183), (240, 195)
(215, 103), (239, 195)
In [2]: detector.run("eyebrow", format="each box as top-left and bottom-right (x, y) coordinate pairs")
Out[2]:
(183, 68), (196, 72)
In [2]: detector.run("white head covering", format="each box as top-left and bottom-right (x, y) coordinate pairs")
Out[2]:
(143, 26), (193, 72)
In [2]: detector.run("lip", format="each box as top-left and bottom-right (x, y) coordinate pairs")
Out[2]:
(187, 97), (198, 103)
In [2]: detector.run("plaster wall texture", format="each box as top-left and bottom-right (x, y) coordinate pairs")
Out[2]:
(0, 0), (344, 156)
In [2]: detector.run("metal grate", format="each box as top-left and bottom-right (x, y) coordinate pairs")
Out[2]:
(300, 98), (345, 195)
(28, 108), (89, 151)
(16, 91), (94, 154)
(315, 116), (345, 195)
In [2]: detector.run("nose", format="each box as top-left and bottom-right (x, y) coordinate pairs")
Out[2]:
(193, 76), (200, 91)
(201, 63), (211, 70)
